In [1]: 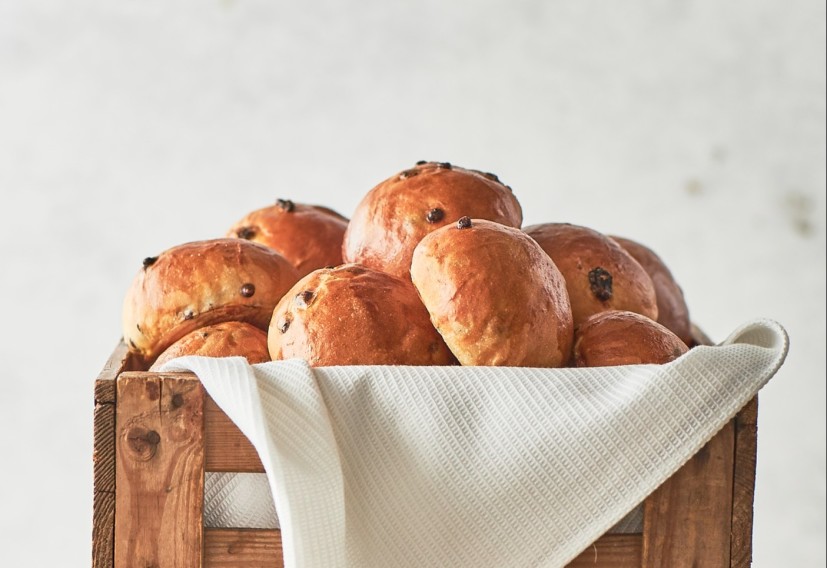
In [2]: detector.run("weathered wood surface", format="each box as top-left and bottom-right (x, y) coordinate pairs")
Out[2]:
(115, 372), (205, 568)
(730, 396), (758, 568)
(642, 420), (736, 568)
(92, 341), (132, 568)
(205, 397), (264, 473)
(199, 530), (640, 568)
(567, 534), (642, 567)
(205, 528), (284, 567)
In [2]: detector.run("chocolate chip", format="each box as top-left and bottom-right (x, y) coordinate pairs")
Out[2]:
(240, 283), (256, 298)
(276, 199), (296, 212)
(171, 393), (184, 409)
(236, 226), (256, 240)
(426, 208), (445, 224)
(182, 310), (194, 321)
(279, 317), (291, 333)
(457, 216), (472, 229)
(416, 160), (427, 165)
(142, 256), (158, 269)
(295, 290), (314, 307)
(588, 267), (613, 301)
(437, 162), (452, 169)
(483, 172), (500, 182)
(399, 169), (419, 180)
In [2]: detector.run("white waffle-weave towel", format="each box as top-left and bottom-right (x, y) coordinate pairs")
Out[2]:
(163, 318), (788, 568)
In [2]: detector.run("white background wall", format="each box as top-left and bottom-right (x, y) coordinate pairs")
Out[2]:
(1, 1), (824, 565)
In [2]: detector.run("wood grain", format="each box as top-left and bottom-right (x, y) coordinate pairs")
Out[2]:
(92, 341), (131, 568)
(205, 396), (264, 473)
(200, 530), (640, 568)
(566, 534), (642, 567)
(642, 420), (736, 567)
(92, 398), (116, 568)
(205, 528), (283, 567)
(730, 396), (758, 568)
(115, 372), (205, 568)
(92, 484), (116, 568)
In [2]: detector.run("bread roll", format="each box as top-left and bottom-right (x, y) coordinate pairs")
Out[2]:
(343, 161), (523, 280)
(411, 217), (573, 367)
(610, 235), (692, 346)
(227, 199), (348, 278)
(524, 223), (658, 327)
(149, 322), (270, 371)
(573, 310), (689, 367)
(268, 263), (456, 366)
(122, 238), (300, 364)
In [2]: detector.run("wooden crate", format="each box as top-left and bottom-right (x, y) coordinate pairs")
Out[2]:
(92, 337), (759, 568)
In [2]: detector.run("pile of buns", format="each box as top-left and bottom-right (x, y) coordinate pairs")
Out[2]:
(122, 160), (693, 371)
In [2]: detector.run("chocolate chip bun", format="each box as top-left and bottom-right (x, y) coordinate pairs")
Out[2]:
(573, 310), (689, 367)
(123, 239), (301, 364)
(343, 161), (523, 280)
(149, 322), (270, 371)
(610, 235), (692, 346)
(524, 223), (658, 327)
(410, 218), (573, 367)
(268, 264), (456, 366)
(227, 199), (349, 278)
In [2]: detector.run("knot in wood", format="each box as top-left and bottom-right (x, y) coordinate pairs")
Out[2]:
(126, 427), (161, 461)
(145, 381), (160, 401)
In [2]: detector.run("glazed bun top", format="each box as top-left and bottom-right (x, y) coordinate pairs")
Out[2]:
(524, 223), (658, 327)
(610, 235), (692, 347)
(227, 199), (349, 278)
(268, 263), (456, 366)
(148, 321), (270, 371)
(411, 217), (573, 367)
(573, 310), (689, 367)
(342, 161), (523, 280)
(122, 238), (300, 364)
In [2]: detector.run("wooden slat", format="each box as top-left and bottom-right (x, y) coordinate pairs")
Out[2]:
(94, 402), (117, 493)
(205, 528), (284, 567)
(566, 534), (642, 567)
(730, 396), (758, 568)
(205, 396), (264, 473)
(92, 488), (116, 568)
(115, 372), (205, 568)
(93, 395), (117, 568)
(642, 420), (736, 567)
(92, 341), (133, 568)
(201, 529), (640, 567)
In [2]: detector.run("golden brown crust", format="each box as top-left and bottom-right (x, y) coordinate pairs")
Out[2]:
(149, 322), (270, 371)
(610, 235), (692, 346)
(227, 200), (349, 278)
(573, 310), (689, 367)
(524, 223), (658, 327)
(411, 218), (573, 367)
(342, 161), (523, 280)
(268, 263), (456, 366)
(122, 238), (300, 363)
